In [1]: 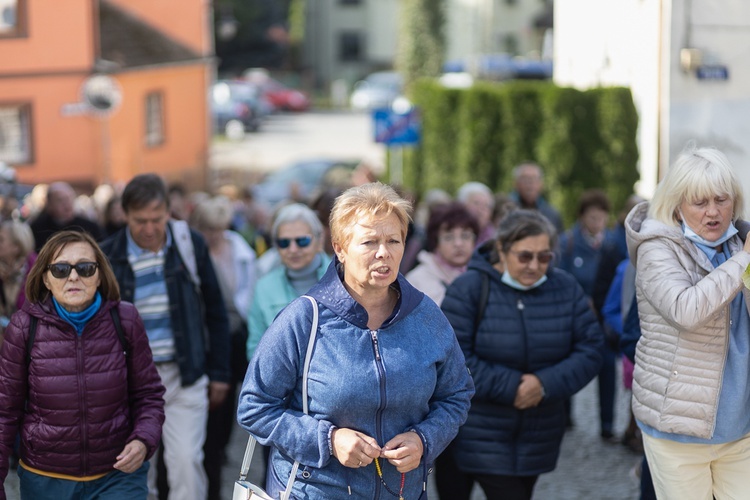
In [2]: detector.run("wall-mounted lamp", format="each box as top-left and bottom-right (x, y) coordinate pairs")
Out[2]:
(680, 48), (702, 72)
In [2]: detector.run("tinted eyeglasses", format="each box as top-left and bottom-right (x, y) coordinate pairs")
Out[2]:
(276, 236), (313, 249)
(509, 250), (554, 264)
(47, 262), (99, 279)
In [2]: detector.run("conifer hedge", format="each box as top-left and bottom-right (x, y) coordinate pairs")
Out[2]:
(403, 79), (639, 226)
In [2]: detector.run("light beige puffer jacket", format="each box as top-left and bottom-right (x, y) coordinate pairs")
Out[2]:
(625, 202), (750, 439)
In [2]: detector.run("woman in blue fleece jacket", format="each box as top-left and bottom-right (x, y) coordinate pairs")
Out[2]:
(237, 183), (474, 499)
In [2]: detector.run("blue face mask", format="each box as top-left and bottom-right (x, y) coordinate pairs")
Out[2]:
(501, 270), (548, 291)
(681, 218), (738, 248)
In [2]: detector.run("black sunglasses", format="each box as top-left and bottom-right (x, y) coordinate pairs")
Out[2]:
(509, 250), (554, 264)
(47, 262), (99, 279)
(276, 236), (312, 249)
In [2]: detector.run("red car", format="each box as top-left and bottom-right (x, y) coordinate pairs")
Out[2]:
(242, 69), (311, 112)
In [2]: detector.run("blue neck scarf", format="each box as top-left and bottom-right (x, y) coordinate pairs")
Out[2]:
(53, 292), (102, 335)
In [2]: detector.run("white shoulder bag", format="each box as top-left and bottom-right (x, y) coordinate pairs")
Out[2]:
(233, 295), (319, 500)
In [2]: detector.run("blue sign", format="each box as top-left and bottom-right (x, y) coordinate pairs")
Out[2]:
(697, 65), (729, 81)
(373, 108), (421, 146)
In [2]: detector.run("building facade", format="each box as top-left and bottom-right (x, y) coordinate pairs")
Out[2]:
(0, 0), (213, 191)
(554, 0), (750, 203)
(303, 0), (551, 89)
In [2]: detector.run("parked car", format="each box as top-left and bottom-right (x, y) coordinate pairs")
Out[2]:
(211, 80), (265, 139)
(252, 158), (359, 209)
(350, 71), (404, 111)
(242, 69), (311, 112)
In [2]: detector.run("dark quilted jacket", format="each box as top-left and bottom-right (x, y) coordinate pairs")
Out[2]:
(0, 298), (165, 492)
(441, 248), (603, 475)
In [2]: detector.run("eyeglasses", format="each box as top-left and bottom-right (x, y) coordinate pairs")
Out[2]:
(47, 262), (99, 279)
(509, 250), (554, 264)
(276, 236), (313, 249)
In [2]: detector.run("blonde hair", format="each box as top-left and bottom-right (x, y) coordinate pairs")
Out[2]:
(0, 220), (34, 258)
(329, 182), (412, 248)
(190, 195), (233, 230)
(649, 144), (744, 225)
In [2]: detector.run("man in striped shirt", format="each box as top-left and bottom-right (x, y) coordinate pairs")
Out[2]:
(101, 174), (230, 500)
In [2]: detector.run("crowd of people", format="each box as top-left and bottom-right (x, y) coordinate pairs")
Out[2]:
(0, 144), (744, 499)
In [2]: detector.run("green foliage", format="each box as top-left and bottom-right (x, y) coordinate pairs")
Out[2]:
(409, 79), (462, 192)
(455, 82), (507, 190)
(397, 0), (446, 90)
(405, 81), (640, 226)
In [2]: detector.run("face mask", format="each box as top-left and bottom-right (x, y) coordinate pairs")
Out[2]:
(501, 270), (548, 291)
(681, 218), (738, 248)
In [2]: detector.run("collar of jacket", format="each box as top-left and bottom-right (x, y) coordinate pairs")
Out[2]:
(306, 256), (423, 330)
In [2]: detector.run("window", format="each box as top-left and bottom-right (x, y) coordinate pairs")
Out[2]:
(0, 0), (26, 38)
(339, 32), (363, 62)
(0, 104), (32, 164)
(145, 92), (164, 147)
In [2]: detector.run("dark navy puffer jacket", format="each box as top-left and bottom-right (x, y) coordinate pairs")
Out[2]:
(441, 248), (603, 476)
(0, 298), (165, 492)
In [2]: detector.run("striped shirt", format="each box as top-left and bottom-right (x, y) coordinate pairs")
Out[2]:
(127, 229), (175, 362)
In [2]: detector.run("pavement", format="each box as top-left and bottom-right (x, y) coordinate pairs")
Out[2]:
(208, 111), (387, 177)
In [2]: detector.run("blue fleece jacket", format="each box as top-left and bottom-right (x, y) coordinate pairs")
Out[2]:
(236, 258), (474, 499)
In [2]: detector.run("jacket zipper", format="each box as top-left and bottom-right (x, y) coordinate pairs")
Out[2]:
(516, 298), (529, 370)
(76, 334), (89, 475)
(369, 329), (387, 499)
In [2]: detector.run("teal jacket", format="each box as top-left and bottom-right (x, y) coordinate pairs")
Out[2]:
(246, 254), (330, 361)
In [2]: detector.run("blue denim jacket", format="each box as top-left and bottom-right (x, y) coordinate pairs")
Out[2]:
(237, 259), (474, 499)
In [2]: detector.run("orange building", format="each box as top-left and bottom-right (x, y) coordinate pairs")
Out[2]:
(0, 0), (214, 192)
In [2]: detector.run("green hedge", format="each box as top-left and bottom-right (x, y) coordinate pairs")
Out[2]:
(406, 79), (639, 227)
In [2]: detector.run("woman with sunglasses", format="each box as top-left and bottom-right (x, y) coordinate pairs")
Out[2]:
(246, 203), (330, 363)
(441, 209), (603, 500)
(0, 230), (165, 499)
(238, 183), (474, 499)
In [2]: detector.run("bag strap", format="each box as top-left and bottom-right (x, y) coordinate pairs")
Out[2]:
(474, 273), (489, 334)
(26, 316), (37, 368)
(238, 295), (320, 500)
(110, 306), (130, 358)
(169, 220), (201, 289)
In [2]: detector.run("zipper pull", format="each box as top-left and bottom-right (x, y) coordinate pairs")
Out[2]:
(517, 299), (524, 310)
(370, 330), (381, 360)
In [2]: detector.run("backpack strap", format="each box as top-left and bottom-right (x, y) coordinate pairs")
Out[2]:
(26, 316), (37, 368)
(170, 219), (201, 289)
(110, 306), (130, 358)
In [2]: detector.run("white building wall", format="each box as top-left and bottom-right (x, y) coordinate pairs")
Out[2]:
(445, 0), (487, 64)
(553, 0), (661, 198)
(667, 0), (750, 207)
(555, 0), (750, 206)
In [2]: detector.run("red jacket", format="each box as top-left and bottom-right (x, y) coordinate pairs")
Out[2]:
(0, 298), (165, 491)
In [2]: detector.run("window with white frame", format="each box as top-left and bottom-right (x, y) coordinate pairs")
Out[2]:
(0, 0), (25, 37)
(0, 104), (32, 164)
(145, 92), (164, 147)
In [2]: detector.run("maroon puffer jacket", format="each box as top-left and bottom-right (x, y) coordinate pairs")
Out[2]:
(0, 298), (165, 489)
